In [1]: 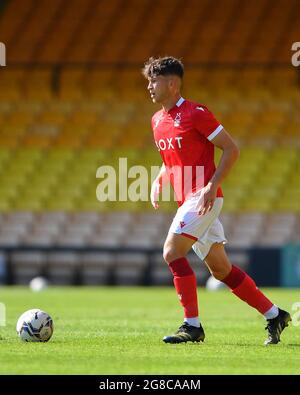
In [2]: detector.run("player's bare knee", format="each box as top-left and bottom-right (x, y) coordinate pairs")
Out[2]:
(163, 248), (174, 263)
(163, 248), (182, 264)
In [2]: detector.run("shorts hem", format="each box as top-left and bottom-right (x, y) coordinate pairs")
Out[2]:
(181, 232), (198, 241)
(194, 239), (227, 261)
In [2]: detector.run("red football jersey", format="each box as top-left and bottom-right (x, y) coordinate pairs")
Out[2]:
(151, 97), (223, 206)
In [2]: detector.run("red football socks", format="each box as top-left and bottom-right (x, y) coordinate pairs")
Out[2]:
(222, 265), (273, 314)
(168, 257), (198, 318)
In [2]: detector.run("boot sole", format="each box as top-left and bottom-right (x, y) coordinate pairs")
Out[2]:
(163, 335), (205, 344)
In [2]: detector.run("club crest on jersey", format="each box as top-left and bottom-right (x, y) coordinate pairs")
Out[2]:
(174, 113), (181, 127)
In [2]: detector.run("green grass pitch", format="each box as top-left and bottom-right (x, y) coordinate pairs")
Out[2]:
(0, 286), (299, 374)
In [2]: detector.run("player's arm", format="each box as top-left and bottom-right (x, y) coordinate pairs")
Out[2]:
(199, 128), (240, 215)
(151, 163), (169, 209)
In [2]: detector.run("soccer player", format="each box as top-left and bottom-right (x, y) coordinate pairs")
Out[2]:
(142, 56), (291, 345)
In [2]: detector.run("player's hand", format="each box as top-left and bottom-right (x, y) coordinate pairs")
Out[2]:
(150, 179), (161, 209)
(198, 183), (217, 216)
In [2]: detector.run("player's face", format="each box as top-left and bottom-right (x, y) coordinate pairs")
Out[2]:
(147, 75), (171, 103)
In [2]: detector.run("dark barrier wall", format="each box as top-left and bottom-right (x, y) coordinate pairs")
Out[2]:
(247, 248), (281, 287)
(1, 246), (299, 287)
(281, 245), (300, 287)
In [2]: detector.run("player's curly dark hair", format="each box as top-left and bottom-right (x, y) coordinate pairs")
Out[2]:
(142, 56), (184, 79)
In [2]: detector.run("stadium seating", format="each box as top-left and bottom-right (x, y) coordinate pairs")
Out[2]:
(1, 0), (299, 65)
(0, 64), (299, 216)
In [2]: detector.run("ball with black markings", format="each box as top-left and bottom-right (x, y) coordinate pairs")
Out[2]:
(16, 309), (54, 342)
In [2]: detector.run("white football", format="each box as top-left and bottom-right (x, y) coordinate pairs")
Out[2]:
(206, 275), (226, 291)
(16, 309), (54, 342)
(29, 276), (49, 292)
